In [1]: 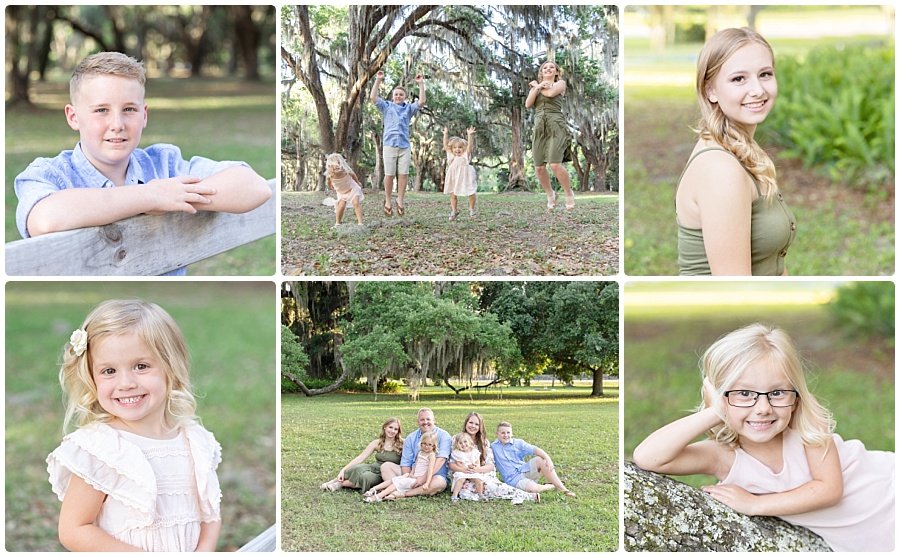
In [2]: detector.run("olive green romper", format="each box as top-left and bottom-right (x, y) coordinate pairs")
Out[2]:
(531, 94), (570, 167)
(343, 449), (401, 493)
(677, 147), (797, 276)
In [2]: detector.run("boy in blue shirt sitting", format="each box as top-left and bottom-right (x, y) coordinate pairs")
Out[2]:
(491, 421), (576, 497)
(14, 52), (272, 274)
(369, 71), (426, 216)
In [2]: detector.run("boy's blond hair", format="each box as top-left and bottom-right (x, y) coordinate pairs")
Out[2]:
(70, 52), (146, 102)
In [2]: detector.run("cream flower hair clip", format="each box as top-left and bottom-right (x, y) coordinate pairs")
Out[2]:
(69, 328), (88, 357)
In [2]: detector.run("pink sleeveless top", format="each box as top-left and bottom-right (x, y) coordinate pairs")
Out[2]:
(722, 428), (894, 551)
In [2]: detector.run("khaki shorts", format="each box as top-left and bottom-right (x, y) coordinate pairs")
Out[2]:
(514, 458), (542, 490)
(383, 146), (411, 176)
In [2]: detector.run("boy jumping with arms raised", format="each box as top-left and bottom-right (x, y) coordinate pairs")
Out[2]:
(370, 71), (425, 216)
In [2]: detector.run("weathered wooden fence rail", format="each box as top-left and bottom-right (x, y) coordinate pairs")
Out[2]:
(5, 179), (275, 276)
(237, 524), (276, 552)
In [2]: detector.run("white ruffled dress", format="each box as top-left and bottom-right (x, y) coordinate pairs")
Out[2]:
(47, 422), (222, 552)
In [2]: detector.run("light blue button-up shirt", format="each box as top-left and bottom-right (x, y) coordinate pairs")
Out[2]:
(374, 98), (420, 149)
(15, 142), (246, 275)
(491, 437), (537, 487)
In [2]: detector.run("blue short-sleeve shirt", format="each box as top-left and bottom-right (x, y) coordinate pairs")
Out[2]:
(400, 426), (452, 480)
(375, 98), (420, 149)
(491, 438), (537, 487)
(14, 142), (246, 275)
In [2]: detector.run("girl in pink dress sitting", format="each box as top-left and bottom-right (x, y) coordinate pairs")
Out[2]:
(324, 153), (364, 225)
(363, 432), (437, 502)
(442, 127), (477, 221)
(633, 323), (894, 551)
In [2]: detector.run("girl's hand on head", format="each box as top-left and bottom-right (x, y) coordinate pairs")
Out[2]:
(702, 377), (726, 420)
(702, 484), (759, 515)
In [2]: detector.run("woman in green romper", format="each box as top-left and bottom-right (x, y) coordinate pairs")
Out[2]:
(675, 27), (796, 275)
(525, 60), (576, 211)
(320, 417), (403, 493)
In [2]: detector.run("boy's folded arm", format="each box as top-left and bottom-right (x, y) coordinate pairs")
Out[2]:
(190, 166), (271, 214)
(25, 177), (216, 237)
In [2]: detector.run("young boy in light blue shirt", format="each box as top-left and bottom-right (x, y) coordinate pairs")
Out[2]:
(14, 51), (271, 275)
(491, 421), (576, 497)
(369, 71), (426, 216)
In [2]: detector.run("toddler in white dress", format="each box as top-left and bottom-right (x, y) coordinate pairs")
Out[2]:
(442, 127), (477, 220)
(47, 299), (222, 552)
(450, 433), (488, 502)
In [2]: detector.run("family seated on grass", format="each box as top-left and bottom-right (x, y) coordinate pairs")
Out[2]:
(320, 408), (576, 504)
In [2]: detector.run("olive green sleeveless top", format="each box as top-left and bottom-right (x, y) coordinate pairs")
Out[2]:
(676, 148), (796, 276)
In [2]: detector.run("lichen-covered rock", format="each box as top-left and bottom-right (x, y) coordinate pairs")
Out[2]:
(624, 461), (832, 552)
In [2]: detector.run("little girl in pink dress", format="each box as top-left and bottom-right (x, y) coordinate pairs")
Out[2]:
(442, 127), (477, 220)
(324, 153), (364, 225)
(634, 324), (894, 551)
(363, 432), (437, 502)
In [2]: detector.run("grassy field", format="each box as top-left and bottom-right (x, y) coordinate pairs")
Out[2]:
(282, 191), (619, 276)
(5, 77), (276, 275)
(623, 290), (894, 489)
(282, 386), (618, 551)
(4, 282), (277, 551)
(623, 24), (894, 276)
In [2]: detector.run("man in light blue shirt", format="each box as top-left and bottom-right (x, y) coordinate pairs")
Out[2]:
(370, 70), (426, 217)
(381, 407), (451, 496)
(13, 51), (271, 275)
(491, 421), (576, 497)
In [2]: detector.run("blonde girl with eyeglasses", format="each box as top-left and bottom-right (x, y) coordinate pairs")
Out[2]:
(633, 323), (893, 551)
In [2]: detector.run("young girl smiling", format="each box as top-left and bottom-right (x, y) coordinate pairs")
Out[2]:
(47, 299), (222, 551)
(633, 324), (894, 551)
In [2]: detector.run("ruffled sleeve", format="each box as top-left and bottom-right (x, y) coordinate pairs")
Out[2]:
(184, 422), (222, 522)
(46, 423), (156, 517)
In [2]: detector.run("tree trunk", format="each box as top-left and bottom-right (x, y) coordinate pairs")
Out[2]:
(624, 462), (832, 551)
(590, 367), (604, 397)
(282, 358), (351, 396)
(5, 7), (32, 106)
(507, 91), (528, 190)
(231, 5), (261, 81)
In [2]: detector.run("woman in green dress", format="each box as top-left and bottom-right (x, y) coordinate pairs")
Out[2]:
(320, 417), (403, 493)
(675, 28), (796, 275)
(525, 60), (576, 211)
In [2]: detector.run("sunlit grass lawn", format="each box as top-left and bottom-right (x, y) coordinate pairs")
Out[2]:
(282, 386), (618, 551)
(5, 282), (277, 551)
(623, 296), (894, 489)
(5, 77), (276, 275)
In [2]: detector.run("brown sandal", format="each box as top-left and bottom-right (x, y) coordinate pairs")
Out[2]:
(396, 201), (406, 216)
(383, 203), (393, 216)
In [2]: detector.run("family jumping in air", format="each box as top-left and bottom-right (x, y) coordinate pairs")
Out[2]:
(327, 61), (575, 225)
(320, 409), (574, 504)
(633, 324), (895, 552)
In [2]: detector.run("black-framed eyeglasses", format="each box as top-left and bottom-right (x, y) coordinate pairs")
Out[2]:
(723, 389), (799, 408)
